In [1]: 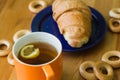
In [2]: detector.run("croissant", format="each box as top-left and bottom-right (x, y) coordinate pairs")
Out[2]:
(52, 0), (92, 48)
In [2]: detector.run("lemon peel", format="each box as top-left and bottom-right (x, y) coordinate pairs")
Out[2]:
(20, 44), (40, 59)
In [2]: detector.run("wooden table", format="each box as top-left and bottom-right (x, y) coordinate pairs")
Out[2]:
(0, 0), (120, 80)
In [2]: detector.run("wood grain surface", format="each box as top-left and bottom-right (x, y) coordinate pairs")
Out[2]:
(0, 0), (120, 80)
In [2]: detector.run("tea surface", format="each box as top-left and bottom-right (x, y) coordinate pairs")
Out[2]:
(18, 42), (58, 65)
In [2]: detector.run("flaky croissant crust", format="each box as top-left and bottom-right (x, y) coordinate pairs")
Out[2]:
(52, 0), (92, 47)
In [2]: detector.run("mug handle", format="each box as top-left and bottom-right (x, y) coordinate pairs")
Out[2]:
(7, 52), (14, 66)
(42, 65), (55, 80)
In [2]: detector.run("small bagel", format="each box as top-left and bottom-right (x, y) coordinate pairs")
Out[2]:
(7, 52), (14, 65)
(13, 30), (31, 42)
(94, 61), (114, 80)
(79, 61), (97, 80)
(28, 0), (48, 13)
(109, 8), (120, 18)
(102, 50), (120, 68)
(0, 39), (12, 56)
(108, 18), (120, 32)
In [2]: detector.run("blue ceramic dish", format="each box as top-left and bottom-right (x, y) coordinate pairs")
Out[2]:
(31, 6), (107, 52)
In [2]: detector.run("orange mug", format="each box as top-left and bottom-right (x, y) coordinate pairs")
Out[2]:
(12, 32), (62, 80)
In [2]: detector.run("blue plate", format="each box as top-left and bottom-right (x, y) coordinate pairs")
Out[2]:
(31, 6), (107, 52)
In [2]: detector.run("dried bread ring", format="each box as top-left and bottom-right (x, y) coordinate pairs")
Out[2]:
(102, 50), (120, 68)
(79, 61), (97, 80)
(0, 39), (12, 56)
(13, 30), (31, 42)
(7, 52), (14, 65)
(94, 61), (114, 80)
(28, 0), (48, 13)
(108, 18), (120, 32)
(109, 8), (120, 18)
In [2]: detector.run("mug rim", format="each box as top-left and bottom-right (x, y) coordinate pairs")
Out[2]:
(12, 32), (62, 67)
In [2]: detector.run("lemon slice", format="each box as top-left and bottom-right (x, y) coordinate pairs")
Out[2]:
(20, 45), (40, 59)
